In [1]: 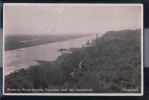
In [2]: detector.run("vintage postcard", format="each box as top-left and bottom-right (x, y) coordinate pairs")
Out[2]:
(3, 3), (143, 96)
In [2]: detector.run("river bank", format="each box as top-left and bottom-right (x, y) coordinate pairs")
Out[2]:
(4, 34), (98, 76)
(5, 29), (141, 93)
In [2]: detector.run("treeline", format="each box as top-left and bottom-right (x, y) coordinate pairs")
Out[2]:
(5, 33), (91, 50)
(5, 29), (141, 93)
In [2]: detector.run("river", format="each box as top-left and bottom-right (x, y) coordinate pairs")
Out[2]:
(4, 34), (104, 76)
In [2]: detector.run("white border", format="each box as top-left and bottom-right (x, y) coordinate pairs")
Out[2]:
(3, 3), (144, 96)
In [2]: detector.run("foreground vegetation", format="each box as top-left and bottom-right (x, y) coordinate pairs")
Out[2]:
(5, 29), (141, 93)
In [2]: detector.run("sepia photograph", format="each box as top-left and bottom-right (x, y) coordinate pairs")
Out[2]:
(3, 3), (143, 96)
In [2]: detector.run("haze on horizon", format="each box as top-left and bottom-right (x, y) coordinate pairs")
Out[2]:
(4, 4), (142, 36)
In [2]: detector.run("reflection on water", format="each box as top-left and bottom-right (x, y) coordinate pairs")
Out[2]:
(5, 34), (103, 75)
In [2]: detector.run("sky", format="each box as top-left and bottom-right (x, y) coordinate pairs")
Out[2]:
(4, 4), (142, 35)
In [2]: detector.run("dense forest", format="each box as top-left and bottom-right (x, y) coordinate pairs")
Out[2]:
(5, 29), (141, 93)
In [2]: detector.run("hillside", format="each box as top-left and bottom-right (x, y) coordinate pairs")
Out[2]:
(5, 29), (141, 93)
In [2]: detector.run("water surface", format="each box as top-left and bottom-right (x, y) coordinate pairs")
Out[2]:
(5, 34), (102, 75)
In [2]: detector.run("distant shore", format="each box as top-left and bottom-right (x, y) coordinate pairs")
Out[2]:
(5, 34), (93, 50)
(4, 29), (142, 93)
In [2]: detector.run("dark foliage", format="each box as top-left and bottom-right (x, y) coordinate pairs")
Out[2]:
(5, 29), (141, 93)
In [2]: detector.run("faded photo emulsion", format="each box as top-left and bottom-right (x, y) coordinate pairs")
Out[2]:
(3, 4), (143, 96)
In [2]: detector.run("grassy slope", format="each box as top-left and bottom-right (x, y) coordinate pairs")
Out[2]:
(5, 29), (141, 93)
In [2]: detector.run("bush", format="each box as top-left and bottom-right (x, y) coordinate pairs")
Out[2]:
(5, 29), (141, 93)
